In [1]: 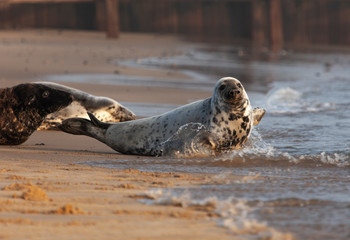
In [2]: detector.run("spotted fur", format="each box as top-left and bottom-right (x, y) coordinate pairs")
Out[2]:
(59, 77), (265, 157)
(0, 83), (73, 145)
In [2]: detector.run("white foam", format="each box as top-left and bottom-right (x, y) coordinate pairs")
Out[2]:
(223, 130), (349, 167)
(319, 152), (349, 167)
(266, 87), (336, 114)
(267, 87), (301, 106)
(140, 189), (294, 239)
(217, 130), (299, 163)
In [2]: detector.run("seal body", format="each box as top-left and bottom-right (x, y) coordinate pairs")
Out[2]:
(0, 83), (73, 145)
(59, 77), (265, 157)
(36, 82), (136, 130)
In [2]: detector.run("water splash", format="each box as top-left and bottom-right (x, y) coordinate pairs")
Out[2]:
(160, 123), (217, 158)
(212, 130), (350, 168)
(267, 87), (301, 106)
(139, 188), (294, 239)
(266, 87), (336, 114)
(216, 130), (298, 163)
(299, 152), (350, 167)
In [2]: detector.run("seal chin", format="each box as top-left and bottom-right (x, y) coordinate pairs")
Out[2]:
(223, 94), (245, 106)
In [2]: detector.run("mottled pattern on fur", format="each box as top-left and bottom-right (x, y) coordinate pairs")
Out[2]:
(59, 77), (265, 157)
(36, 82), (136, 130)
(0, 83), (72, 145)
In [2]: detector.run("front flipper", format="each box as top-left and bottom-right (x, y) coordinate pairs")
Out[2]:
(252, 107), (266, 126)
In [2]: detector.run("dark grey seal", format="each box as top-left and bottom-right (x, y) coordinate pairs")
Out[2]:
(0, 83), (73, 145)
(35, 82), (136, 130)
(59, 77), (266, 157)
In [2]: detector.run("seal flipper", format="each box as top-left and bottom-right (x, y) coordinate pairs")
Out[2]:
(58, 113), (109, 143)
(252, 108), (266, 126)
(58, 117), (93, 136)
(87, 112), (110, 129)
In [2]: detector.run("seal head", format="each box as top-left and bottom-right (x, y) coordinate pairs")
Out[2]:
(0, 83), (73, 145)
(213, 77), (249, 110)
(209, 77), (253, 151)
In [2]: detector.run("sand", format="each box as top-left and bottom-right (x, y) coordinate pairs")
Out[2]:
(0, 145), (232, 240)
(0, 29), (242, 240)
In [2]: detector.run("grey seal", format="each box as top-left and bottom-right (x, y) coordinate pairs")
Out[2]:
(59, 77), (265, 157)
(0, 83), (73, 145)
(35, 82), (136, 130)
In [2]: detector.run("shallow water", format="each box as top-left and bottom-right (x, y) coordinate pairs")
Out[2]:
(45, 45), (350, 239)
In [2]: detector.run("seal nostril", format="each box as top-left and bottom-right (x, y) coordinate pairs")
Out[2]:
(237, 90), (240, 94)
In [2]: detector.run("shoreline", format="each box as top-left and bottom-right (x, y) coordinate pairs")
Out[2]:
(5, 29), (347, 239)
(0, 131), (295, 240)
(0, 29), (249, 239)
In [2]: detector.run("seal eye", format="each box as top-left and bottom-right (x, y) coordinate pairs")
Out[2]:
(42, 91), (49, 98)
(219, 85), (226, 91)
(237, 83), (242, 89)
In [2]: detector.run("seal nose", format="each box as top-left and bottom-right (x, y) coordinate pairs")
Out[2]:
(229, 89), (240, 97)
(229, 90), (235, 97)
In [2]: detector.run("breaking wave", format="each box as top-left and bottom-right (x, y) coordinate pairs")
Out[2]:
(266, 87), (337, 114)
(139, 189), (294, 239)
(213, 130), (349, 167)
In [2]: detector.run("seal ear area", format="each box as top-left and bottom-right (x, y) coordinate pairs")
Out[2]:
(26, 95), (36, 106)
(87, 112), (111, 129)
(11, 83), (37, 106)
(252, 107), (266, 126)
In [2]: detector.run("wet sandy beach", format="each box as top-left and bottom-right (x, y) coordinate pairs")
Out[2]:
(0, 30), (244, 240)
(0, 134), (233, 240)
(1, 30), (349, 240)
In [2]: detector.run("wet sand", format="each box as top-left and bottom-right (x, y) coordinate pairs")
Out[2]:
(0, 132), (232, 240)
(0, 30), (259, 240)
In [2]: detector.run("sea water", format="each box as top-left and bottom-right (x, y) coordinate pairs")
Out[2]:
(45, 46), (350, 239)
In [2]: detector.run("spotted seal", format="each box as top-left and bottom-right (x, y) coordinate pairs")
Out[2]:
(0, 83), (73, 145)
(59, 77), (265, 157)
(35, 82), (136, 130)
